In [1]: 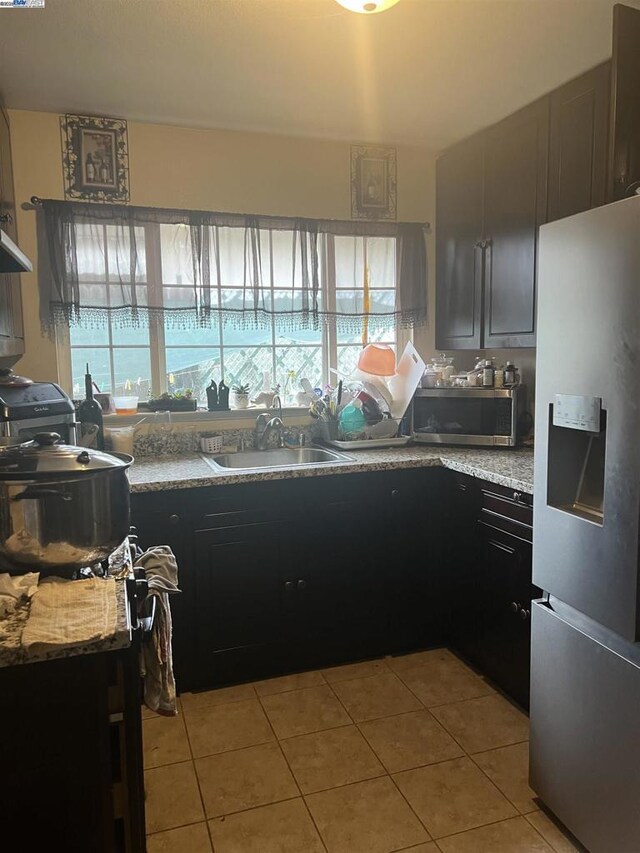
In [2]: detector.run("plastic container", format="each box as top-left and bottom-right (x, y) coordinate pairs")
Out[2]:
(113, 395), (139, 415)
(106, 426), (135, 455)
(200, 434), (223, 454)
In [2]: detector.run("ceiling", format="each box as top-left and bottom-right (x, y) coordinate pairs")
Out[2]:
(0, 0), (637, 151)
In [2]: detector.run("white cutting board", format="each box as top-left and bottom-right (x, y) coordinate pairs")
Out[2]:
(387, 342), (425, 419)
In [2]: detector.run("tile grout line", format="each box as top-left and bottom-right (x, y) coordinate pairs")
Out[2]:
(523, 811), (579, 853)
(466, 739), (536, 818)
(255, 688), (331, 853)
(177, 698), (217, 852)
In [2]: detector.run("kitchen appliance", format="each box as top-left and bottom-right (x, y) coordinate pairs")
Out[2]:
(412, 386), (526, 446)
(0, 369), (77, 445)
(530, 195), (640, 853)
(0, 432), (133, 570)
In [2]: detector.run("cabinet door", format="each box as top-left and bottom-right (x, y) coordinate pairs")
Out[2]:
(483, 98), (549, 348)
(387, 469), (448, 653)
(292, 480), (389, 664)
(609, 3), (640, 201)
(192, 523), (287, 689)
(130, 493), (196, 691)
(548, 63), (610, 222)
(475, 521), (537, 709)
(435, 134), (484, 350)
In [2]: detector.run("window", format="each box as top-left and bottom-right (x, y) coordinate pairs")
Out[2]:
(63, 224), (402, 405)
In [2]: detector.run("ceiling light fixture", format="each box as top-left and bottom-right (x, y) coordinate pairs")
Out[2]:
(335, 0), (401, 14)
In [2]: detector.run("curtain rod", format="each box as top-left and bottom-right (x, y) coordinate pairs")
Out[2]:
(25, 196), (431, 232)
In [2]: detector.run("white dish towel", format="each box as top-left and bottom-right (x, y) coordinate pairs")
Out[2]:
(21, 576), (117, 654)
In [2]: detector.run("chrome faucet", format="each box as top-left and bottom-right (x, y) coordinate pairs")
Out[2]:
(254, 396), (285, 450)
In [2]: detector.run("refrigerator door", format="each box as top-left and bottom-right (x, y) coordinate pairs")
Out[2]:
(534, 196), (640, 641)
(530, 599), (640, 853)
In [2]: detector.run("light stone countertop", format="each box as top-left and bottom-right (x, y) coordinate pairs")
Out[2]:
(129, 445), (534, 495)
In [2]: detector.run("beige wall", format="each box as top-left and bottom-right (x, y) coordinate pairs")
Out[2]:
(7, 109), (437, 385)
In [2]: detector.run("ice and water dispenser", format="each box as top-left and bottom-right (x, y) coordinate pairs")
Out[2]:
(547, 394), (606, 524)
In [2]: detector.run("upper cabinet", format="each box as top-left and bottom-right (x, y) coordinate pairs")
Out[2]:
(436, 3), (640, 350)
(435, 134), (484, 351)
(548, 63), (610, 221)
(0, 102), (25, 359)
(609, 4), (640, 201)
(483, 99), (548, 348)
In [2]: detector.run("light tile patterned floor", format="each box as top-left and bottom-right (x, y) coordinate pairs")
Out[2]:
(143, 648), (586, 853)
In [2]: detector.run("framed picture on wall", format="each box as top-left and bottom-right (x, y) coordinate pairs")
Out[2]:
(351, 144), (397, 220)
(60, 114), (130, 202)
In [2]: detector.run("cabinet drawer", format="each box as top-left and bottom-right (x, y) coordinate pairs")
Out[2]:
(480, 489), (533, 527)
(479, 509), (533, 543)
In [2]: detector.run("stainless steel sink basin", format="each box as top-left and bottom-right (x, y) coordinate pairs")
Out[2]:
(201, 446), (354, 471)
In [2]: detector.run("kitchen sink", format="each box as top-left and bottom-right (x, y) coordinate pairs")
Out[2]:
(201, 446), (354, 471)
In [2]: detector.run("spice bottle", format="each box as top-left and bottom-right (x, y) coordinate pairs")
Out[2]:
(504, 361), (519, 386)
(482, 358), (495, 387)
(494, 366), (505, 388)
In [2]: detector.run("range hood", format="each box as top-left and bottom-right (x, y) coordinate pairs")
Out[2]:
(0, 229), (32, 273)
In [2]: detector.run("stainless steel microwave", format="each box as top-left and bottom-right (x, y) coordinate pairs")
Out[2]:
(412, 386), (527, 447)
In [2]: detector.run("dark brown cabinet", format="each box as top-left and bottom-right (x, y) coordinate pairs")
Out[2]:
(0, 102), (24, 358)
(483, 99), (548, 348)
(436, 100), (548, 350)
(609, 3), (640, 201)
(435, 134), (484, 350)
(448, 474), (540, 709)
(132, 469), (447, 692)
(548, 63), (610, 222)
(436, 4), (640, 351)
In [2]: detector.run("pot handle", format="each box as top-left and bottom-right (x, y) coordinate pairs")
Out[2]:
(12, 488), (73, 502)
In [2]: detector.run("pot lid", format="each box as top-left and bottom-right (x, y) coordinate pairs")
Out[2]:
(0, 367), (33, 387)
(0, 432), (132, 478)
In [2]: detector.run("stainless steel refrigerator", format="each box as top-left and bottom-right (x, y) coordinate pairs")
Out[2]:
(531, 195), (640, 853)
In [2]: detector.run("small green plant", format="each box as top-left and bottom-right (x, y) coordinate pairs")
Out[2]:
(232, 384), (250, 395)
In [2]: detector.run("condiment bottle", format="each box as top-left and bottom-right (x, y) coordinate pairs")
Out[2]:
(76, 363), (104, 450)
(494, 366), (505, 388)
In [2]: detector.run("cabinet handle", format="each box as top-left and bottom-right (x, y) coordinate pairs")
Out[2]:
(510, 601), (521, 613)
(519, 607), (530, 621)
(284, 581), (295, 593)
(297, 579), (307, 590)
(391, 489), (400, 500)
(168, 513), (180, 525)
(0, 213), (13, 225)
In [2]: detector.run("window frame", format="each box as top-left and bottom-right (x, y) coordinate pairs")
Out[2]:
(57, 224), (407, 402)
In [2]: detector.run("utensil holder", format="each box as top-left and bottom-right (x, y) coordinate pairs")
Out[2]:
(200, 434), (223, 454)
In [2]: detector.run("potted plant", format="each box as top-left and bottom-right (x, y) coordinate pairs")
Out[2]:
(232, 384), (250, 409)
(144, 389), (198, 412)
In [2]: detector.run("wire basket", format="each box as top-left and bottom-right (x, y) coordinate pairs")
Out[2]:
(200, 434), (223, 454)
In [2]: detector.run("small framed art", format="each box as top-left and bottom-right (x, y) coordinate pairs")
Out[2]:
(60, 114), (130, 202)
(351, 144), (397, 220)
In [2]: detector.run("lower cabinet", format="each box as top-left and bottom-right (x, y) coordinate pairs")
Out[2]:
(132, 469), (447, 692)
(448, 474), (540, 709)
(132, 466), (536, 706)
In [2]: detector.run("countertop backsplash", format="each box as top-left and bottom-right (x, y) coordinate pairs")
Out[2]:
(128, 422), (315, 458)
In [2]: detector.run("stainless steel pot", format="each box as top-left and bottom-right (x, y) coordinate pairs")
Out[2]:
(0, 432), (133, 569)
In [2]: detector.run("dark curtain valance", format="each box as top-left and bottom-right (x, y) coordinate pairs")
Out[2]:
(37, 199), (428, 334)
